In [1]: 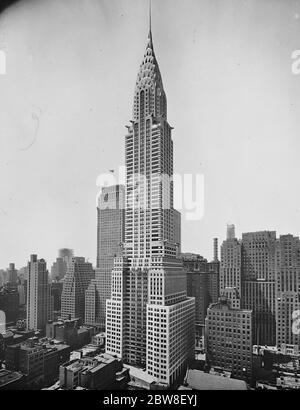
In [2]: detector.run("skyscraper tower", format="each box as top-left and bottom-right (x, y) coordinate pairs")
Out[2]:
(220, 227), (242, 309)
(85, 185), (125, 328)
(213, 238), (218, 262)
(51, 249), (73, 282)
(106, 8), (195, 388)
(227, 224), (236, 240)
(242, 231), (276, 346)
(26, 255), (52, 331)
(7, 263), (18, 287)
(61, 257), (94, 321)
(275, 234), (300, 350)
(220, 227), (277, 345)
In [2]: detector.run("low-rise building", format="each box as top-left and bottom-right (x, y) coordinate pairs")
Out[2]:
(5, 337), (70, 388)
(59, 353), (125, 390)
(46, 318), (94, 349)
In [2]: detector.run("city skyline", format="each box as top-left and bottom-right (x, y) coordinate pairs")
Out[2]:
(1, 0), (300, 392)
(1, 0), (300, 268)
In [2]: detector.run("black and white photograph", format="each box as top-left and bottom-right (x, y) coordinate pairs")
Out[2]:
(0, 0), (300, 397)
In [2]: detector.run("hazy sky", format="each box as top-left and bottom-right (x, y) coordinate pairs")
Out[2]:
(0, 0), (300, 269)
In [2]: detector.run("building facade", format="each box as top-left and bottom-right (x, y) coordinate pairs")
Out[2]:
(183, 252), (219, 345)
(61, 257), (94, 321)
(5, 338), (70, 387)
(106, 18), (195, 388)
(0, 288), (19, 324)
(51, 248), (73, 282)
(241, 231), (276, 346)
(220, 228), (277, 346)
(220, 228), (242, 309)
(26, 255), (52, 331)
(205, 297), (253, 382)
(275, 235), (300, 350)
(85, 185), (125, 329)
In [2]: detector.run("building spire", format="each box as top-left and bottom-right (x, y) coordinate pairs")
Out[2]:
(148, 0), (153, 44)
(149, 0), (152, 33)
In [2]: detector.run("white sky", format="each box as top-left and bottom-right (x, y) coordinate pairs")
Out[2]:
(0, 0), (300, 268)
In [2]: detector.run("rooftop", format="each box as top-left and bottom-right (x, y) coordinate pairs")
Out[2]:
(124, 365), (156, 385)
(63, 354), (115, 373)
(182, 369), (248, 390)
(0, 369), (23, 388)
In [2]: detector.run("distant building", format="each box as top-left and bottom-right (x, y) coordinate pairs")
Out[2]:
(85, 185), (125, 329)
(26, 255), (52, 331)
(51, 249), (73, 282)
(220, 227), (277, 346)
(220, 234), (242, 309)
(0, 270), (5, 287)
(51, 258), (67, 282)
(227, 224), (236, 240)
(59, 248), (74, 261)
(46, 317), (93, 350)
(61, 257), (94, 321)
(205, 297), (253, 383)
(7, 263), (18, 287)
(213, 238), (219, 262)
(208, 237), (220, 302)
(242, 231), (276, 346)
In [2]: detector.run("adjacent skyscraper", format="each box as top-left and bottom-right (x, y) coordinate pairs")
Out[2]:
(106, 14), (195, 388)
(185, 255), (210, 346)
(26, 255), (52, 331)
(205, 297), (253, 383)
(85, 185), (125, 328)
(242, 231), (276, 346)
(275, 234), (300, 350)
(183, 250), (219, 346)
(220, 227), (242, 309)
(220, 227), (277, 345)
(61, 257), (94, 321)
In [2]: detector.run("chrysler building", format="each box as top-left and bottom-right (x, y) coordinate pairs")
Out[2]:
(106, 8), (195, 388)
